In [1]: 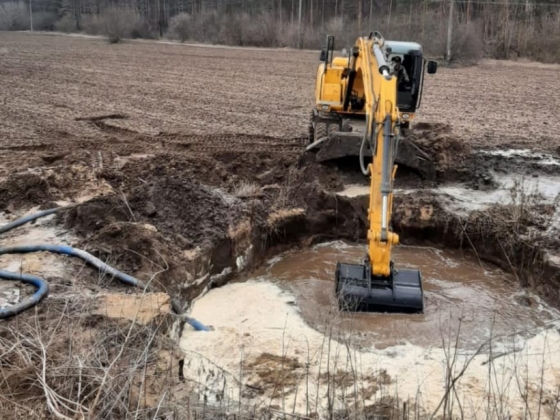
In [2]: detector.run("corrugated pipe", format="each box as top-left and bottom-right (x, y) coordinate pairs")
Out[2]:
(0, 208), (145, 318)
(0, 270), (49, 318)
(0, 209), (211, 332)
(0, 208), (61, 235)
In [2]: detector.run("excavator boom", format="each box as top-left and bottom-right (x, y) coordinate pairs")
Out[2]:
(311, 33), (434, 313)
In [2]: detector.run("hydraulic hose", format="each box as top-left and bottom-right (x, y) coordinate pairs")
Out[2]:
(0, 270), (49, 318)
(359, 133), (371, 176)
(360, 116), (372, 176)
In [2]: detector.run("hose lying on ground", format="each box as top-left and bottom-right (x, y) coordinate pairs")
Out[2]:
(0, 270), (49, 318)
(0, 243), (145, 319)
(184, 317), (211, 332)
(0, 245), (144, 288)
(0, 208), (145, 319)
(0, 208), (61, 235)
(0, 209), (211, 331)
(0, 209), (62, 318)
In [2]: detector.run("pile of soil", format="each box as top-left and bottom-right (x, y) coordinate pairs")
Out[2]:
(0, 172), (52, 211)
(0, 165), (112, 211)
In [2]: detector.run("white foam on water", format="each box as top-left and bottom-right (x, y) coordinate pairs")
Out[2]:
(434, 173), (560, 216)
(479, 149), (560, 166)
(181, 279), (560, 417)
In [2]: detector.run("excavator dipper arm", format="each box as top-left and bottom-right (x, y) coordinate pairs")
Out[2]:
(334, 35), (424, 313)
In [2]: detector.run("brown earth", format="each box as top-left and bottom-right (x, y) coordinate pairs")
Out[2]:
(1, 32), (559, 418)
(0, 31), (558, 325)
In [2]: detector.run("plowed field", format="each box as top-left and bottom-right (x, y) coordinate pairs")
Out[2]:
(1, 32), (560, 419)
(1, 32), (560, 178)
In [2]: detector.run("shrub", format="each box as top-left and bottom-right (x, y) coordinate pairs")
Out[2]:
(447, 21), (485, 63)
(242, 12), (279, 47)
(54, 15), (77, 33)
(33, 11), (58, 31)
(0, 2), (29, 31)
(196, 10), (221, 43)
(98, 6), (142, 43)
(219, 11), (247, 45)
(168, 12), (191, 42)
(82, 14), (102, 35)
(130, 18), (156, 39)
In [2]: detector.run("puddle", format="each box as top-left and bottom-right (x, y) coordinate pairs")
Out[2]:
(338, 172), (560, 217)
(251, 242), (557, 349)
(181, 241), (560, 416)
(437, 173), (560, 214)
(479, 148), (560, 167)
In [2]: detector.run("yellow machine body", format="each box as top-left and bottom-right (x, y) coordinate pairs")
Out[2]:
(310, 33), (437, 313)
(315, 53), (416, 125)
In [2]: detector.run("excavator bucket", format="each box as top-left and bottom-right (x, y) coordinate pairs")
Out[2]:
(335, 262), (423, 313)
(312, 131), (368, 163)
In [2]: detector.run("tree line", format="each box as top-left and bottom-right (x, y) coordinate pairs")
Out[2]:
(1, 0), (559, 62)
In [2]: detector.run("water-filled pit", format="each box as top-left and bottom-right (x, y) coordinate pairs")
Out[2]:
(181, 241), (560, 416)
(250, 241), (557, 349)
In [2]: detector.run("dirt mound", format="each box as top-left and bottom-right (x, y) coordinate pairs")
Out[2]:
(86, 222), (177, 283)
(407, 123), (472, 181)
(63, 195), (131, 236)
(392, 192), (449, 243)
(0, 172), (52, 211)
(109, 150), (345, 193)
(128, 177), (240, 248)
(101, 154), (232, 191)
(65, 175), (240, 249)
(0, 165), (113, 211)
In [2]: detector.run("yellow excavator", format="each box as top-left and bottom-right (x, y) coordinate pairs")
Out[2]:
(307, 32), (438, 313)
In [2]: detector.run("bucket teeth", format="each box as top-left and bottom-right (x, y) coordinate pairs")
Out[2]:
(335, 262), (423, 313)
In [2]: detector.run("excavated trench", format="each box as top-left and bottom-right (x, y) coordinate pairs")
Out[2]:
(1, 126), (560, 416)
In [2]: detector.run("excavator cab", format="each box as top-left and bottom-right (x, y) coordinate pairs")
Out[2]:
(307, 36), (437, 162)
(385, 42), (438, 124)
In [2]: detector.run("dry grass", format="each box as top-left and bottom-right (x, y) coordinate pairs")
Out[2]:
(267, 208), (305, 228)
(234, 182), (263, 199)
(0, 286), (184, 419)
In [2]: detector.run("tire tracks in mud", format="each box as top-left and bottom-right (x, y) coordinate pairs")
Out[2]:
(84, 116), (308, 162)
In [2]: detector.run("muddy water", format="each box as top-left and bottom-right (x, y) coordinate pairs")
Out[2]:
(250, 241), (556, 349)
(181, 242), (560, 416)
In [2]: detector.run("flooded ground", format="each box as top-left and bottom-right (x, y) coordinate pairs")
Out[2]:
(250, 241), (557, 350)
(181, 241), (560, 417)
